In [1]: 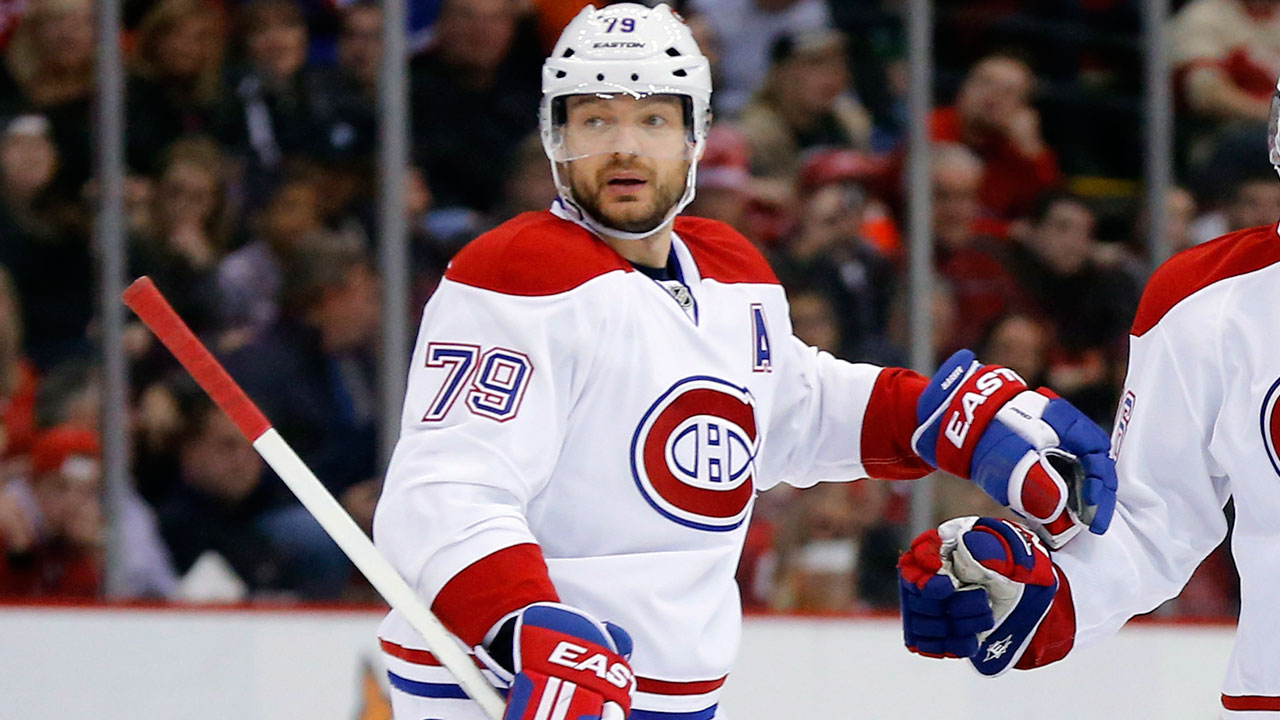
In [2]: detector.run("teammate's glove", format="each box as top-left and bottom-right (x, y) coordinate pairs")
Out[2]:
(898, 529), (994, 660)
(481, 602), (636, 720)
(911, 349), (1118, 548)
(899, 517), (1065, 676)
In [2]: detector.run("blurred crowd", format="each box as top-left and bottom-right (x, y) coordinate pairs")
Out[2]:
(0, 0), (1258, 620)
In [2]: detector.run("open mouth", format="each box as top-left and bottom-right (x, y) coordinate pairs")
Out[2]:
(605, 171), (648, 189)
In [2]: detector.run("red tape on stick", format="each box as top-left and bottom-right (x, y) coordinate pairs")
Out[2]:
(122, 277), (272, 441)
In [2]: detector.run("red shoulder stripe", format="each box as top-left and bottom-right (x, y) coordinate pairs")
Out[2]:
(675, 216), (780, 285)
(1131, 225), (1280, 337)
(431, 543), (559, 646)
(445, 211), (632, 297)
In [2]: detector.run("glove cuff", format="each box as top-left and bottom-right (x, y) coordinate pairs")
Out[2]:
(1014, 565), (1077, 670)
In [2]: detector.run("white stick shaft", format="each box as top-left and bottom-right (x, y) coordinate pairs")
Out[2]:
(253, 429), (506, 720)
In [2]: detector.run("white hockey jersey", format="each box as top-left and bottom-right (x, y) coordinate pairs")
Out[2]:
(373, 205), (927, 717)
(1050, 225), (1280, 717)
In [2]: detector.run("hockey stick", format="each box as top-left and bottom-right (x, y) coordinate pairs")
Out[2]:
(122, 276), (507, 720)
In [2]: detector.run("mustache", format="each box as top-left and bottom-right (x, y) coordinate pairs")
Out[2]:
(595, 158), (654, 181)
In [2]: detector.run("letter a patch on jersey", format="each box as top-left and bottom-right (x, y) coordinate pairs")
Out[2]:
(751, 303), (771, 373)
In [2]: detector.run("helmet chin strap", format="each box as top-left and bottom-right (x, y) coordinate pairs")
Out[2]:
(550, 155), (701, 242)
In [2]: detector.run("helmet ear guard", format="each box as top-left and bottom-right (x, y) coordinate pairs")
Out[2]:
(1269, 81), (1280, 178)
(539, 3), (713, 239)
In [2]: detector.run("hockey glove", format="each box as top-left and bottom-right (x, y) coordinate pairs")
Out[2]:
(481, 602), (635, 720)
(898, 528), (995, 659)
(899, 517), (1072, 676)
(912, 349), (1118, 548)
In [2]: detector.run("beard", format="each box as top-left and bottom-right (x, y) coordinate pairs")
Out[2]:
(566, 157), (689, 235)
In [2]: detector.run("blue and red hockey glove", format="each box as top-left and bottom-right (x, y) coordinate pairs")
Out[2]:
(899, 517), (1075, 676)
(912, 349), (1118, 548)
(480, 602), (635, 720)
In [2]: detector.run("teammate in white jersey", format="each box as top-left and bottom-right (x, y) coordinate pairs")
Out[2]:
(374, 5), (1117, 719)
(897, 75), (1280, 720)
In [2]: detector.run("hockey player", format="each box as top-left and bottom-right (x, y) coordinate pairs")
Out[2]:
(373, 5), (1117, 719)
(897, 76), (1280, 720)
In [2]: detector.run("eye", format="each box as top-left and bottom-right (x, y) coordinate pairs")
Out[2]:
(583, 116), (606, 128)
(644, 114), (669, 128)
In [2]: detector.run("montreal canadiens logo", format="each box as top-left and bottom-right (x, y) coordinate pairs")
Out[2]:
(1262, 376), (1280, 478)
(630, 376), (759, 532)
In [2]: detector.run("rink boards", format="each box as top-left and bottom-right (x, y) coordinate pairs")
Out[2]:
(0, 603), (1232, 719)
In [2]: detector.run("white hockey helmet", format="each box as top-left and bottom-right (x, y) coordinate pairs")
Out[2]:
(540, 3), (713, 240)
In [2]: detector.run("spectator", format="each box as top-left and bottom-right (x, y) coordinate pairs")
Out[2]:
(978, 312), (1050, 389)
(1000, 191), (1139, 421)
(410, 0), (541, 212)
(335, 0), (380, 100)
(1169, 0), (1280, 169)
(493, 131), (558, 223)
(885, 273), (958, 369)
(1190, 171), (1280, 244)
(0, 113), (93, 369)
(769, 481), (901, 611)
(1225, 171), (1280, 231)
(127, 0), (226, 175)
(686, 125), (753, 239)
(26, 358), (179, 597)
(217, 173), (324, 337)
(0, 114), (58, 264)
(131, 136), (230, 338)
(770, 175), (895, 361)
(222, 234), (381, 509)
(740, 29), (872, 181)
(686, 0), (831, 116)
(399, 165), (454, 316)
(786, 286), (843, 357)
(0, 426), (101, 598)
(0, 0), (95, 195)
(218, 0), (333, 201)
(930, 142), (1024, 353)
(0, 266), (39, 462)
(924, 51), (1061, 222)
(797, 147), (900, 255)
(157, 378), (350, 599)
(294, 0), (385, 241)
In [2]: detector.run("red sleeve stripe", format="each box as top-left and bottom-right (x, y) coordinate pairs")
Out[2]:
(1222, 695), (1280, 712)
(430, 543), (559, 647)
(635, 675), (727, 695)
(380, 639), (488, 669)
(860, 368), (932, 481)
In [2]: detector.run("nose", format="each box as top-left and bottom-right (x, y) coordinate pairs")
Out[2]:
(609, 123), (644, 156)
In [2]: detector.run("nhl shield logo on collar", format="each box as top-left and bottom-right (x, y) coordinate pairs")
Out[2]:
(1262, 376), (1280, 478)
(630, 376), (758, 532)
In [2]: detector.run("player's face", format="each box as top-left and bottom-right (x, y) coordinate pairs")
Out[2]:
(561, 94), (692, 235)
